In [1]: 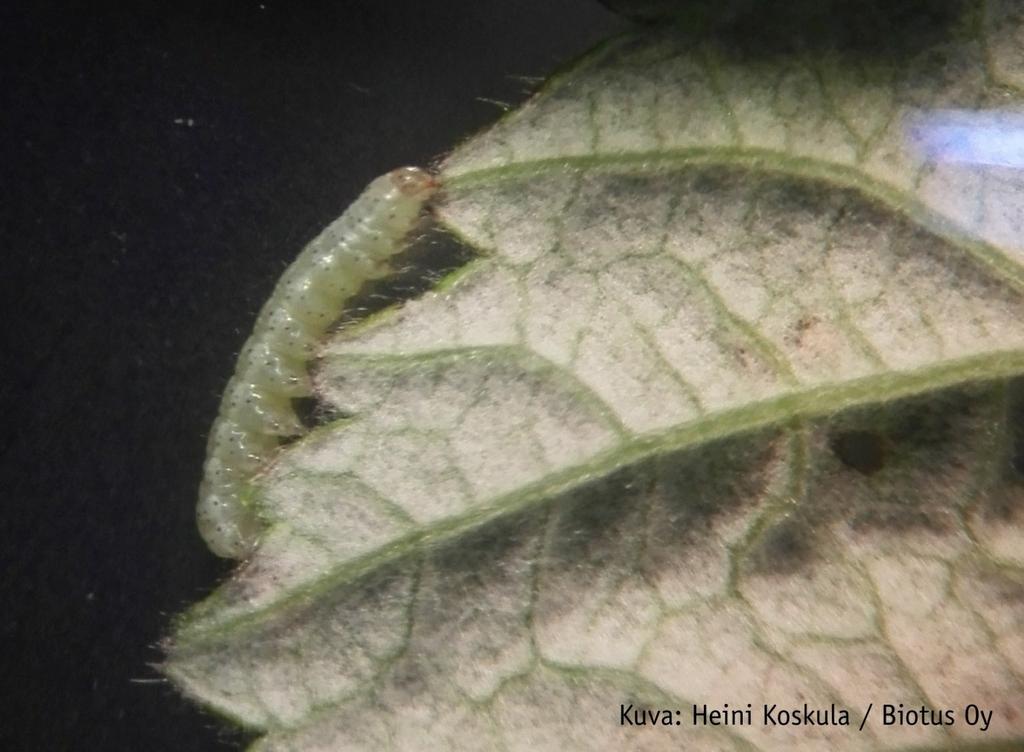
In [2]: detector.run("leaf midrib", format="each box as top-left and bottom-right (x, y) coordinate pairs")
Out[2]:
(174, 348), (1024, 646)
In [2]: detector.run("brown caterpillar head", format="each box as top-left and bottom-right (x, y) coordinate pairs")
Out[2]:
(389, 166), (438, 200)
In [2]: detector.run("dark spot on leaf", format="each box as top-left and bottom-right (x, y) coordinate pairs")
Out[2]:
(788, 314), (819, 347)
(654, 431), (781, 532)
(748, 517), (815, 575)
(290, 396), (319, 430)
(389, 656), (431, 696)
(795, 314), (817, 332)
(549, 465), (649, 562)
(830, 430), (886, 475)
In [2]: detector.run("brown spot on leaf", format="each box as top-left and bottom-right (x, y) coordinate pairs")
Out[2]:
(748, 516), (817, 575)
(830, 430), (886, 475)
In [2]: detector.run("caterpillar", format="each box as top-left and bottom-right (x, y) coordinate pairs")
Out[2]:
(198, 166), (438, 558)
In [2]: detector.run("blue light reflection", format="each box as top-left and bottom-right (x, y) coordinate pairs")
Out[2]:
(907, 110), (1024, 168)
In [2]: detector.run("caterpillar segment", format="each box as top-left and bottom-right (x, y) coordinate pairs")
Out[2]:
(198, 167), (438, 558)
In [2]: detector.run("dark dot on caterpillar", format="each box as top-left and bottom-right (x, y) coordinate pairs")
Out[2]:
(830, 430), (886, 475)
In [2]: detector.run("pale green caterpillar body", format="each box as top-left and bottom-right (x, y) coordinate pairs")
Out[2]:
(198, 167), (437, 558)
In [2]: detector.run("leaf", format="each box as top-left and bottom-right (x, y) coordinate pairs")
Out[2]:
(165, 3), (1024, 750)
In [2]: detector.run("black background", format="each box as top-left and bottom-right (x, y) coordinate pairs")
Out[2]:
(1, 2), (627, 749)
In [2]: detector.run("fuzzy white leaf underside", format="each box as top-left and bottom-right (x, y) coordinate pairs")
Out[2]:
(167, 4), (1024, 750)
